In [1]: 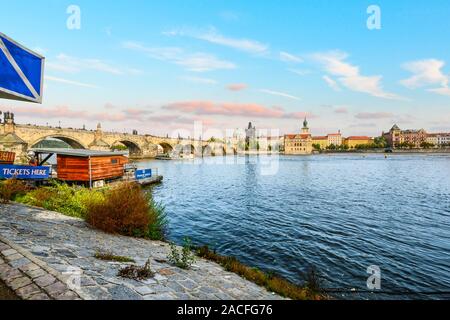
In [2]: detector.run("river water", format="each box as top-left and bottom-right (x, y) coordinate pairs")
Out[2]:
(136, 154), (450, 299)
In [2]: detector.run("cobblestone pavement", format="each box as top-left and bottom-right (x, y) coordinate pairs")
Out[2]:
(0, 203), (283, 300)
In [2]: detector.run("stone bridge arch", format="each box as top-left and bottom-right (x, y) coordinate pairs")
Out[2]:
(30, 135), (87, 149)
(172, 143), (196, 156)
(157, 142), (174, 154)
(111, 139), (143, 157)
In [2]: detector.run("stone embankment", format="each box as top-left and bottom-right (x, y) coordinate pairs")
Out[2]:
(0, 203), (283, 300)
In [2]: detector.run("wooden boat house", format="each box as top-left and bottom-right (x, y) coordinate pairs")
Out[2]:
(0, 151), (15, 165)
(32, 149), (128, 187)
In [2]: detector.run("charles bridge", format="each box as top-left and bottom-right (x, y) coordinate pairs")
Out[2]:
(0, 112), (229, 163)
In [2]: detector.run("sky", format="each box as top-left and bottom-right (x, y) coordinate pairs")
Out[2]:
(1, 0), (450, 138)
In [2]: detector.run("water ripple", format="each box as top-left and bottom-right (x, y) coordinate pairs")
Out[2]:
(138, 154), (450, 299)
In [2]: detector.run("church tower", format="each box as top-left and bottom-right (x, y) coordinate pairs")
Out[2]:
(301, 117), (310, 134)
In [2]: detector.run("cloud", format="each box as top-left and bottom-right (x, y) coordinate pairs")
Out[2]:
(45, 76), (98, 89)
(147, 114), (196, 124)
(227, 83), (248, 91)
(322, 75), (341, 91)
(284, 111), (315, 119)
(348, 123), (377, 128)
(163, 100), (310, 119)
(334, 107), (348, 114)
(313, 51), (401, 99)
(104, 103), (116, 110)
(123, 108), (153, 118)
(355, 112), (394, 119)
(280, 51), (303, 63)
(400, 59), (450, 96)
(179, 76), (217, 85)
(46, 54), (142, 75)
(428, 87), (450, 96)
(164, 28), (269, 54)
(122, 41), (236, 72)
(10, 105), (153, 123)
(258, 89), (301, 101)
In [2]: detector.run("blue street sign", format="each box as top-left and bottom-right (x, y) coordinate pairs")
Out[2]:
(0, 165), (50, 180)
(135, 169), (152, 180)
(0, 32), (44, 103)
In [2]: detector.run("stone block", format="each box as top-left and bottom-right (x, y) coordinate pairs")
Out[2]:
(34, 274), (57, 287)
(28, 293), (51, 300)
(134, 286), (155, 296)
(16, 284), (41, 299)
(9, 257), (31, 268)
(1, 249), (17, 257)
(44, 281), (69, 297)
(10, 276), (32, 291)
(5, 253), (23, 262)
(19, 263), (40, 273)
(26, 268), (46, 279)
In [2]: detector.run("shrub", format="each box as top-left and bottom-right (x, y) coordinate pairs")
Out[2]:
(16, 181), (105, 219)
(168, 237), (196, 269)
(86, 182), (167, 240)
(146, 197), (168, 241)
(0, 179), (29, 204)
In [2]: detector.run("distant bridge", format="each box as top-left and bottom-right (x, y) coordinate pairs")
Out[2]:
(0, 114), (230, 163)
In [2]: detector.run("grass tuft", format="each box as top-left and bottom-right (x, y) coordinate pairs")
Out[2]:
(94, 251), (135, 263)
(196, 246), (325, 300)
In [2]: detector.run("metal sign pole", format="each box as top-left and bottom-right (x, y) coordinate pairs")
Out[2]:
(89, 156), (92, 189)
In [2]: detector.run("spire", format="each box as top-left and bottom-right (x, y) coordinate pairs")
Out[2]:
(301, 117), (310, 134)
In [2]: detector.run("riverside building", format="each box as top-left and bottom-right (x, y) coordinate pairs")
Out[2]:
(284, 118), (313, 155)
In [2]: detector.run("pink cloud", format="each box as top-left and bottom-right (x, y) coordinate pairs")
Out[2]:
(164, 101), (285, 118)
(334, 107), (349, 114)
(9, 106), (150, 123)
(163, 100), (315, 120)
(226, 83), (248, 91)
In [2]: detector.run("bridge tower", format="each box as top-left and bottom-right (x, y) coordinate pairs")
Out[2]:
(89, 123), (110, 151)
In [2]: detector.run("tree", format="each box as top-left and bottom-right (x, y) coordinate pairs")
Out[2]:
(312, 144), (322, 151)
(374, 136), (388, 148)
(111, 145), (128, 151)
(420, 142), (434, 149)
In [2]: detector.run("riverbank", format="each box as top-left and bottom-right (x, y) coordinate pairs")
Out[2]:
(0, 203), (286, 300)
(316, 148), (450, 155)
